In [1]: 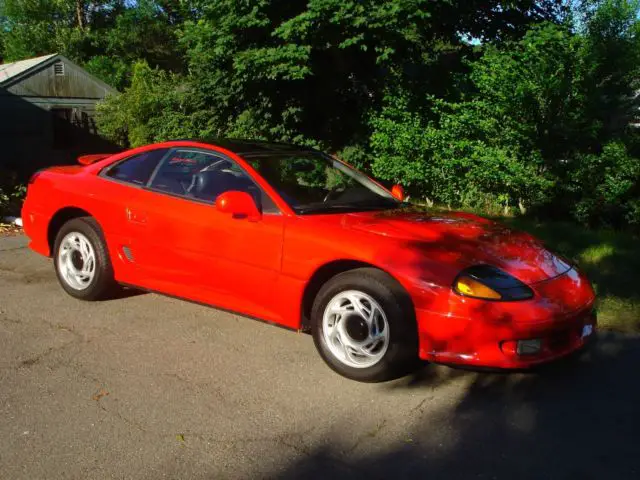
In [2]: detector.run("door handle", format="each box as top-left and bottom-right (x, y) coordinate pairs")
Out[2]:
(125, 207), (147, 224)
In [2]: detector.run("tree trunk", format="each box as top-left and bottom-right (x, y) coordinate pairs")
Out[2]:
(76, 0), (85, 30)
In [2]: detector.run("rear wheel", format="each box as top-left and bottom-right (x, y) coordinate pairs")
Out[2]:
(311, 268), (419, 382)
(53, 217), (117, 301)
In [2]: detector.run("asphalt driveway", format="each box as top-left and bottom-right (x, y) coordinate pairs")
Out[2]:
(1, 235), (639, 479)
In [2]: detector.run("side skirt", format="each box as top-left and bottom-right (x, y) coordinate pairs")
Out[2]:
(118, 282), (305, 334)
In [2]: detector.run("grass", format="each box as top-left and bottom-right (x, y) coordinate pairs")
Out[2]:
(498, 217), (640, 333)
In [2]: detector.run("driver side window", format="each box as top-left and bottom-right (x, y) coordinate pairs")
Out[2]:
(148, 149), (278, 212)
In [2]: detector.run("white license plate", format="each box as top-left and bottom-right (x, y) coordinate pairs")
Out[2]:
(582, 324), (594, 338)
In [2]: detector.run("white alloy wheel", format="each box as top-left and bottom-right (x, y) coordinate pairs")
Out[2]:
(322, 290), (390, 368)
(57, 231), (96, 291)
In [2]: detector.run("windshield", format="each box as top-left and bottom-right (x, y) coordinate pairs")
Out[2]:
(245, 152), (400, 214)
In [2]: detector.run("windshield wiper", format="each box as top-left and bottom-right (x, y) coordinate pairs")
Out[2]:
(296, 202), (398, 215)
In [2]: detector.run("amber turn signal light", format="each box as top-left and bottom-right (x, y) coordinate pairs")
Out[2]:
(454, 276), (502, 300)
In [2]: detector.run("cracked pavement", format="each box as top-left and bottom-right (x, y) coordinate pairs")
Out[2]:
(1, 235), (639, 479)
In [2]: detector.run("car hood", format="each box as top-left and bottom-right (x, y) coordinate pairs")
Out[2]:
(337, 209), (571, 284)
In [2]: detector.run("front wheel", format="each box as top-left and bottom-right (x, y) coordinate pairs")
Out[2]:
(311, 268), (419, 382)
(53, 217), (117, 301)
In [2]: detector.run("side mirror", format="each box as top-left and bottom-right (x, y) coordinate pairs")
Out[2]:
(215, 191), (262, 221)
(391, 184), (406, 202)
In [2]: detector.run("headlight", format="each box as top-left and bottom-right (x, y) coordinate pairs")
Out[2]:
(453, 265), (534, 301)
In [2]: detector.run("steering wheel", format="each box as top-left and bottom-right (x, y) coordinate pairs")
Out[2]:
(202, 159), (229, 172)
(185, 160), (229, 195)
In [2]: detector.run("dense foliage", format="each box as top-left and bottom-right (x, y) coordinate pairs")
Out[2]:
(1, 0), (639, 229)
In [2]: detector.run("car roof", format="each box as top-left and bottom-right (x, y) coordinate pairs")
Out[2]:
(175, 138), (316, 157)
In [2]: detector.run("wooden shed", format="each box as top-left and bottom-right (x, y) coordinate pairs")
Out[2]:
(0, 53), (120, 179)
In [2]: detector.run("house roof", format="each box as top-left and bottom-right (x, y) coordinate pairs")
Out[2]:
(0, 53), (116, 93)
(0, 54), (58, 84)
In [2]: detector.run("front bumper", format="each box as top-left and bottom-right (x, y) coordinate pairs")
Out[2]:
(414, 268), (597, 369)
(420, 307), (597, 369)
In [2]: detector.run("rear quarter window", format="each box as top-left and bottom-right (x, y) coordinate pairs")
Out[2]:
(103, 149), (168, 185)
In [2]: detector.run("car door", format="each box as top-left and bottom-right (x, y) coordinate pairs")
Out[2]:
(124, 148), (285, 322)
(96, 147), (171, 284)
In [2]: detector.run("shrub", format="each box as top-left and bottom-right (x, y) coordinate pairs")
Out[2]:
(369, 93), (552, 212)
(96, 61), (197, 147)
(568, 142), (640, 227)
(0, 182), (26, 218)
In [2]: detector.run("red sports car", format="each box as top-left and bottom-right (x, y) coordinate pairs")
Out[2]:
(21, 139), (596, 382)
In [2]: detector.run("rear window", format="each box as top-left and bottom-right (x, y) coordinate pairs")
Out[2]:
(104, 149), (168, 185)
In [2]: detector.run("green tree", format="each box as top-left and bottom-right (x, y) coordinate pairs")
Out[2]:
(0, 0), (188, 88)
(12, 0), (640, 229)
(369, 1), (640, 227)
(96, 61), (194, 147)
(0, 0), (115, 61)
(176, 1), (566, 148)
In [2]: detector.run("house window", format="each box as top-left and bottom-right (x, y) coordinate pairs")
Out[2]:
(54, 62), (65, 76)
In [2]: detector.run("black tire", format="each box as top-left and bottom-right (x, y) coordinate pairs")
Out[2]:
(311, 267), (419, 382)
(53, 217), (117, 301)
